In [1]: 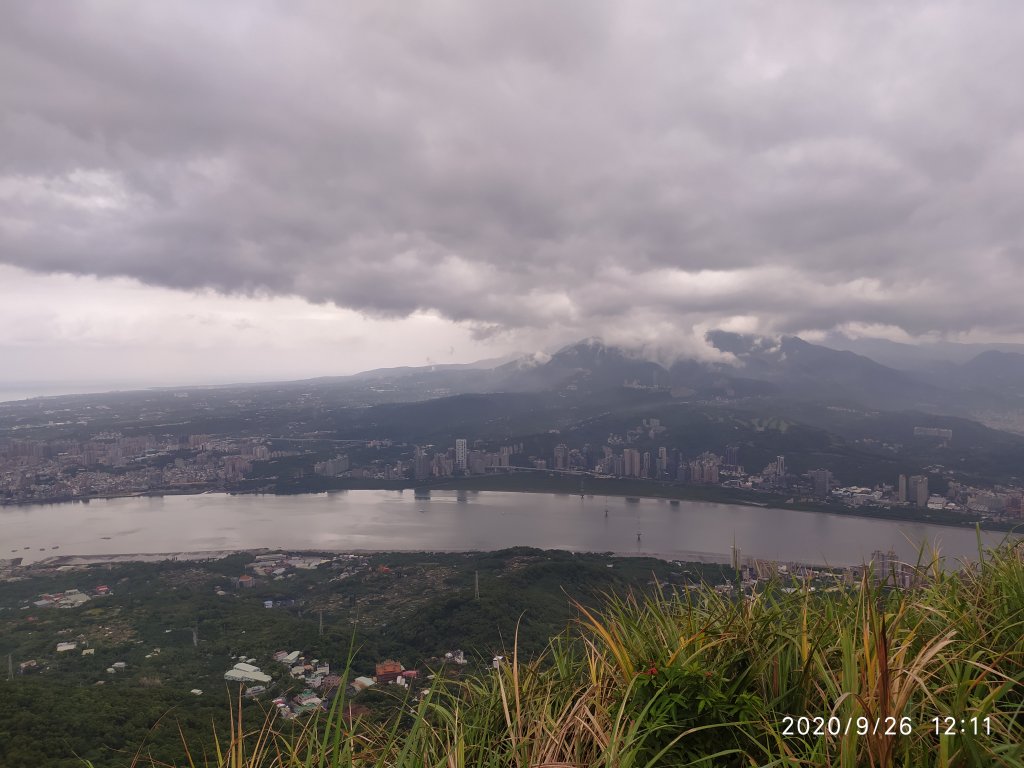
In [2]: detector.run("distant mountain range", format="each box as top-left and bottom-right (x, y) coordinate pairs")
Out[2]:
(286, 332), (1024, 433)
(8, 330), (1024, 490)
(820, 333), (1024, 368)
(6, 331), (1024, 435)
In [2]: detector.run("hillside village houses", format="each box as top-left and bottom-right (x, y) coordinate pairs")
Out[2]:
(32, 584), (111, 609)
(219, 648), (445, 719)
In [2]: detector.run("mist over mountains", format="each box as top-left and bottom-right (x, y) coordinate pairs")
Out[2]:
(294, 333), (1023, 432)
(10, 331), (1024, 429)
(7, 329), (1024, 498)
(6, 332), (1024, 442)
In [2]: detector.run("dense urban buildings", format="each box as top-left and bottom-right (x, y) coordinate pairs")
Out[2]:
(3, 415), (1021, 525)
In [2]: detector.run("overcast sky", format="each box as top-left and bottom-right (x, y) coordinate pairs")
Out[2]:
(2, 1), (1023, 389)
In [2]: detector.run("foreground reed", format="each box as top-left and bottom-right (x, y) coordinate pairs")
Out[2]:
(106, 540), (1024, 768)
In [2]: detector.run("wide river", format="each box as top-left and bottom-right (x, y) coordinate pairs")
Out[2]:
(4, 490), (1018, 568)
(0, 490), (1016, 567)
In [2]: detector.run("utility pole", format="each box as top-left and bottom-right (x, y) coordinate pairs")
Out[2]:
(475, 570), (480, 600)
(731, 535), (742, 602)
(7, 653), (12, 681)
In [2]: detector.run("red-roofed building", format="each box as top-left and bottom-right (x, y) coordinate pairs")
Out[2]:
(375, 659), (402, 683)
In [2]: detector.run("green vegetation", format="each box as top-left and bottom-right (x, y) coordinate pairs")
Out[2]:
(80, 540), (1024, 767)
(0, 549), (724, 767)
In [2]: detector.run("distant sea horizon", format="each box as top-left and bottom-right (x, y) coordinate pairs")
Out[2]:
(0, 381), (175, 403)
(0, 376), (299, 404)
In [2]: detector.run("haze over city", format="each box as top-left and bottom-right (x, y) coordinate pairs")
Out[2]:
(3, 1), (1024, 391)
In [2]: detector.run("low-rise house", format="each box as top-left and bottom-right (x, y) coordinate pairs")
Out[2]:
(375, 659), (403, 684)
(224, 662), (271, 684)
(444, 649), (467, 665)
(56, 642), (77, 653)
(59, 593), (91, 608)
(292, 690), (322, 713)
(321, 674), (342, 693)
(350, 676), (375, 693)
(293, 690), (320, 707)
(225, 668), (271, 683)
(58, 589), (90, 608)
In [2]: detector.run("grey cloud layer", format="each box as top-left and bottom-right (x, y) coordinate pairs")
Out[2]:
(2, 1), (1024, 348)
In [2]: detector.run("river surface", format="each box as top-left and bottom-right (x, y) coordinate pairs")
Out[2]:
(0, 491), (1015, 567)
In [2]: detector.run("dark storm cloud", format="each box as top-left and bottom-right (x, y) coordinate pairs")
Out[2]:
(3, 0), (1024, 351)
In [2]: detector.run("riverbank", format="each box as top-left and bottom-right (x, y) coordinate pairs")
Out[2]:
(4, 472), (1022, 534)
(3, 487), (1013, 568)
(28, 544), (737, 570)
(426, 473), (1024, 534)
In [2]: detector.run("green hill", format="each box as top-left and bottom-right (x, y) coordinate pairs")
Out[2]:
(100, 541), (1023, 768)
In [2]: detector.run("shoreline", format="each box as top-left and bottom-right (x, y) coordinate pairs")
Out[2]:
(3, 478), (1022, 535)
(25, 546), (747, 570)
(21, 541), (996, 572)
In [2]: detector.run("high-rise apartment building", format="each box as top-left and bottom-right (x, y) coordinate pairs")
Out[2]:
(808, 469), (832, 498)
(689, 453), (720, 484)
(553, 444), (568, 471)
(725, 444), (740, 468)
(622, 448), (641, 478)
(314, 455), (350, 476)
(909, 475), (929, 508)
(612, 454), (625, 477)
(413, 447), (431, 481)
(455, 439), (467, 472)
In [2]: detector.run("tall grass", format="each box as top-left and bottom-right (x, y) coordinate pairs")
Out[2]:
(105, 540), (1024, 768)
